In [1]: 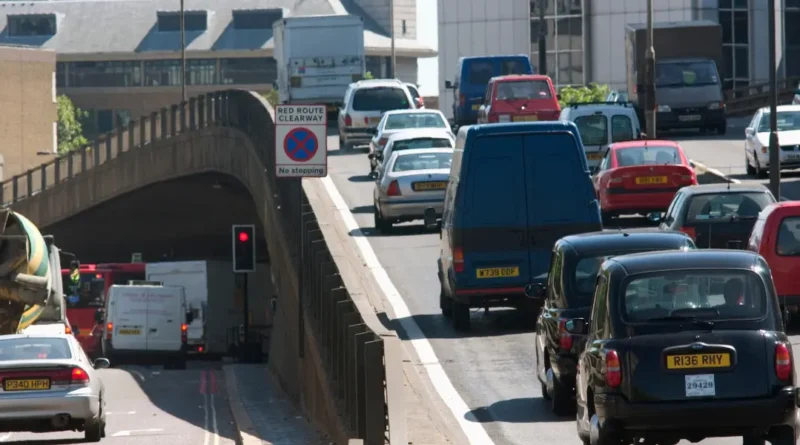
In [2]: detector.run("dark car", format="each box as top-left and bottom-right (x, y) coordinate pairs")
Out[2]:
(533, 229), (695, 416)
(570, 250), (798, 445)
(654, 183), (776, 249)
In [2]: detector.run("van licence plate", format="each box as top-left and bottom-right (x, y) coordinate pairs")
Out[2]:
(635, 176), (667, 185)
(513, 115), (538, 122)
(472, 104), (481, 110)
(586, 152), (602, 160)
(476, 267), (519, 279)
(666, 353), (731, 370)
(4, 379), (50, 391)
(119, 328), (141, 335)
(678, 115), (701, 122)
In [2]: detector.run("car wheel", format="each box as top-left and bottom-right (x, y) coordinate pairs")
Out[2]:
(373, 204), (392, 234)
(540, 379), (551, 401)
(84, 403), (104, 443)
(755, 157), (768, 179)
(439, 285), (452, 318)
(746, 153), (756, 176)
(551, 375), (575, 416)
(452, 302), (471, 331)
(767, 426), (795, 445)
(742, 435), (765, 445)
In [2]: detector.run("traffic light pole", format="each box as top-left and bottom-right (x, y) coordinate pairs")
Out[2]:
(241, 272), (249, 348)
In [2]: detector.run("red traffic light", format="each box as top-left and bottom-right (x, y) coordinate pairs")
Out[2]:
(238, 231), (249, 242)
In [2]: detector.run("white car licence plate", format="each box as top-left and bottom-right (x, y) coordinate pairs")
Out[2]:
(678, 115), (701, 122)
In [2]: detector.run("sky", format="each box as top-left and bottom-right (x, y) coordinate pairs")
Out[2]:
(416, 0), (438, 96)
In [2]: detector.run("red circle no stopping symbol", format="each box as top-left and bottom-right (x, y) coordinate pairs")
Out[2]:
(284, 127), (319, 162)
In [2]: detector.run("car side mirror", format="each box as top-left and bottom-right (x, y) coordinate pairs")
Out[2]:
(93, 358), (111, 369)
(423, 207), (439, 231)
(745, 127), (755, 137)
(94, 309), (103, 324)
(524, 283), (545, 299)
(689, 160), (696, 168)
(646, 212), (663, 223)
(564, 318), (588, 335)
(445, 80), (453, 89)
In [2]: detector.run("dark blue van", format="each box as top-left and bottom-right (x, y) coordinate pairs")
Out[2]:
(445, 55), (533, 127)
(428, 121), (602, 331)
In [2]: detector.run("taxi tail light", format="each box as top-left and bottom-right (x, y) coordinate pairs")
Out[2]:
(558, 318), (573, 351)
(378, 137), (388, 147)
(344, 114), (352, 127)
(605, 350), (622, 388)
(387, 180), (402, 196)
(488, 114), (499, 123)
(453, 247), (464, 273)
(106, 322), (113, 340)
(775, 342), (792, 381)
(680, 226), (697, 240)
(181, 323), (188, 344)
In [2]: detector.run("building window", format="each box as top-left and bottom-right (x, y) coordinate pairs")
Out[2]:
(220, 58), (277, 85)
(56, 62), (66, 88)
(232, 9), (283, 29)
(66, 61), (141, 88)
(96, 110), (114, 134)
(719, 0), (749, 90)
(187, 59), (216, 85)
(530, 0), (584, 87)
(144, 60), (182, 86)
(157, 11), (207, 32)
(786, 2), (800, 77)
(8, 14), (57, 36)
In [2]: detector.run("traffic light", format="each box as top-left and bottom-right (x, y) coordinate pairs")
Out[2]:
(232, 225), (255, 273)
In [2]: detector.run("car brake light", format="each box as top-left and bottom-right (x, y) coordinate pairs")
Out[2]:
(680, 226), (696, 240)
(181, 323), (188, 343)
(453, 246), (464, 273)
(364, 117), (370, 124)
(459, 94), (465, 106)
(387, 180), (401, 196)
(605, 350), (622, 388)
(345, 114), (352, 126)
(558, 318), (573, 351)
(488, 114), (498, 123)
(775, 342), (792, 381)
(378, 137), (388, 147)
(71, 367), (90, 385)
(106, 322), (113, 340)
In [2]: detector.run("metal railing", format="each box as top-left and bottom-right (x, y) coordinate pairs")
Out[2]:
(0, 90), (400, 444)
(725, 76), (800, 116)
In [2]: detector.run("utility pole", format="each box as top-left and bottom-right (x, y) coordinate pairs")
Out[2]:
(180, 0), (187, 102)
(389, 0), (396, 78)
(768, 0), (780, 198)
(644, 0), (656, 138)
(538, 0), (547, 75)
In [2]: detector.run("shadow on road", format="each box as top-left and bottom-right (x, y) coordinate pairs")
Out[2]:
(382, 307), (535, 340)
(464, 397), (573, 424)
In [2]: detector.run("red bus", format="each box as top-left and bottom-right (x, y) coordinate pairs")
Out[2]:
(62, 263), (146, 356)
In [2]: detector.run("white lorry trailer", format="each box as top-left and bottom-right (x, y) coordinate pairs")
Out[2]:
(273, 14), (365, 114)
(145, 261), (208, 353)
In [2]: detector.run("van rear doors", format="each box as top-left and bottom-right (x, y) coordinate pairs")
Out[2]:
(108, 286), (149, 351)
(144, 287), (184, 352)
(108, 285), (184, 352)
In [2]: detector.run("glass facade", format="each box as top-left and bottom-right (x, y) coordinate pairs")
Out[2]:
(8, 14), (56, 36)
(157, 11), (207, 32)
(718, 0), (750, 90)
(220, 58), (277, 85)
(67, 61), (141, 87)
(530, 0), (584, 87)
(144, 59), (182, 86)
(786, 0), (800, 77)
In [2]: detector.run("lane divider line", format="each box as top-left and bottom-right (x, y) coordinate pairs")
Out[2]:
(691, 159), (742, 184)
(319, 176), (498, 445)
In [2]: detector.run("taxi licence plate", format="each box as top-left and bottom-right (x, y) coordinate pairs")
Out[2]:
(678, 115), (701, 122)
(586, 152), (603, 160)
(472, 104), (481, 110)
(635, 176), (668, 185)
(119, 328), (141, 335)
(666, 353), (731, 370)
(513, 115), (538, 122)
(476, 267), (520, 279)
(4, 378), (50, 391)
(412, 181), (446, 191)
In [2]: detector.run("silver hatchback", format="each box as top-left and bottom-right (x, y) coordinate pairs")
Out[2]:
(373, 148), (453, 233)
(338, 79), (416, 150)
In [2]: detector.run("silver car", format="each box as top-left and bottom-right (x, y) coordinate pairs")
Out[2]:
(368, 109), (452, 173)
(337, 79), (416, 150)
(374, 128), (455, 177)
(0, 334), (109, 441)
(373, 148), (453, 233)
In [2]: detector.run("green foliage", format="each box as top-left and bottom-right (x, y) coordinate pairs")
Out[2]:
(56, 95), (88, 154)
(263, 89), (279, 107)
(364, 71), (374, 80)
(557, 83), (611, 108)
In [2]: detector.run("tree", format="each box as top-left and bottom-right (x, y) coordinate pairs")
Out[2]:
(56, 95), (88, 154)
(557, 83), (611, 108)
(364, 71), (374, 79)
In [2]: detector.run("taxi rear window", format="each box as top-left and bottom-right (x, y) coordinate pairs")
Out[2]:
(621, 270), (767, 323)
(685, 192), (773, 223)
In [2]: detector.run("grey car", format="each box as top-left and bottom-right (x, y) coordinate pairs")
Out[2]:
(367, 109), (452, 172)
(0, 334), (110, 441)
(373, 148), (453, 233)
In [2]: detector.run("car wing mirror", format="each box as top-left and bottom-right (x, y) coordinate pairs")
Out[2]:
(445, 80), (453, 89)
(186, 312), (194, 324)
(646, 212), (663, 223)
(524, 283), (545, 299)
(423, 207), (439, 231)
(745, 127), (755, 137)
(564, 318), (588, 335)
(93, 357), (111, 369)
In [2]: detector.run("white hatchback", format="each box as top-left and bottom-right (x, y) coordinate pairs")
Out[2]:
(559, 102), (643, 169)
(744, 104), (800, 178)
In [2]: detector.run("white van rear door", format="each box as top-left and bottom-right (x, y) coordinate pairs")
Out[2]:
(144, 288), (183, 352)
(110, 288), (149, 351)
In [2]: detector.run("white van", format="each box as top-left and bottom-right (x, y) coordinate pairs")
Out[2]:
(559, 102), (643, 169)
(102, 284), (190, 369)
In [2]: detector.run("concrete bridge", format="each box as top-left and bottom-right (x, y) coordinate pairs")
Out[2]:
(1, 90), (406, 445)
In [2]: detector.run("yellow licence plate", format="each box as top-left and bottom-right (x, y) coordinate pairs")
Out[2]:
(586, 152), (603, 160)
(476, 267), (520, 279)
(513, 115), (538, 122)
(472, 104), (481, 110)
(635, 176), (668, 185)
(412, 181), (446, 191)
(119, 328), (141, 335)
(666, 353), (731, 370)
(4, 378), (50, 391)
(326, 104), (338, 112)
(369, 117), (381, 124)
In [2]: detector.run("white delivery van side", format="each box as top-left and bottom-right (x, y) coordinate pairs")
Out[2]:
(102, 284), (188, 369)
(146, 261), (206, 353)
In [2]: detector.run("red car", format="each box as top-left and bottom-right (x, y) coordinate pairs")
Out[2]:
(477, 74), (560, 123)
(592, 140), (697, 220)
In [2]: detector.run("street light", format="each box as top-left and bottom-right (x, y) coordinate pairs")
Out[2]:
(768, 0), (780, 198)
(389, 0), (395, 78)
(644, 0), (656, 138)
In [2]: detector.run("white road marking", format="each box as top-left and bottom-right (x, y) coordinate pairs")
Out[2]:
(0, 433), (11, 441)
(112, 428), (163, 437)
(106, 411), (136, 415)
(202, 372), (221, 445)
(319, 176), (497, 445)
(211, 391), (220, 445)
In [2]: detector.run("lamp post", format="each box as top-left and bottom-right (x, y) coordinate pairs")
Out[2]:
(180, 0), (186, 102)
(768, 0), (780, 198)
(389, 0), (396, 78)
(537, 0), (547, 75)
(644, 0), (656, 138)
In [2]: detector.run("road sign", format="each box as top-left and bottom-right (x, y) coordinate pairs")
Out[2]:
(275, 105), (327, 178)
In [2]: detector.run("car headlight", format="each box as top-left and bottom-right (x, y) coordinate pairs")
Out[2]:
(657, 105), (671, 112)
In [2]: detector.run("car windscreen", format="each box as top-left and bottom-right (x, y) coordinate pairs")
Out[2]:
(776, 216), (800, 256)
(615, 146), (681, 166)
(467, 61), (494, 85)
(64, 273), (105, 309)
(385, 113), (447, 130)
(685, 192), (774, 224)
(621, 269), (767, 322)
(495, 80), (552, 100)
(0, 338), (72, 360)
(655, 60), (720, 87)
(758, 111), (800, 132)
(393, 152), (452, 172)
(352, 87), (410, 112)
(393, 137), (453, 152)
(574, 115), (608, 146)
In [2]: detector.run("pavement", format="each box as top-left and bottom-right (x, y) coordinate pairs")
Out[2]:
(315, 120), (800, 445)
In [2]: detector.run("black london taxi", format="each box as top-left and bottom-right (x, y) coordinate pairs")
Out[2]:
(532, 229), (695, 416)
(653, 183), (776, 249)
(568, 249), (798, 445)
